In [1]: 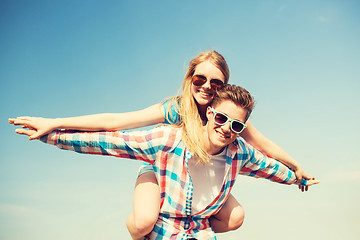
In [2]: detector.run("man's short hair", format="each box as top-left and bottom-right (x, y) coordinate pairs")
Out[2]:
(212, 84), (255, 121)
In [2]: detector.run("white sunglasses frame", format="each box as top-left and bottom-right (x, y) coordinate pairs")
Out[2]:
(209, 107), (247, 134)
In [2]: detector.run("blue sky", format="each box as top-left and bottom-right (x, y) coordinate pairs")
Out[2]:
(1, 0), (360, 239)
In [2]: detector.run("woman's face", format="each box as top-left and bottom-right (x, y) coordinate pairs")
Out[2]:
(191, 61), (225, 106)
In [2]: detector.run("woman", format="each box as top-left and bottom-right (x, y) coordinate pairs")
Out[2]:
(9, 51), (312, 240)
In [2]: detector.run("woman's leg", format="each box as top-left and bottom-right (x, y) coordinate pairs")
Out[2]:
(210, 194), (245, 233)
(126, 171), (160, 240)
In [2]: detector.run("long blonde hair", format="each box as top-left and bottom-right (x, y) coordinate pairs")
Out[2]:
(166, 50), (230, 163)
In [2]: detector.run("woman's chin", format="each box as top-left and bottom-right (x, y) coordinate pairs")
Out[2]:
(194, 95), (212, 106)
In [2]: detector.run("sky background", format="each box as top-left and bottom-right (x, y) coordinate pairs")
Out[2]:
(1, 0), (359, 239)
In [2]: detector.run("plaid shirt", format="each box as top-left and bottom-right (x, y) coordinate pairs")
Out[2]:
(40, 126), (305, 240)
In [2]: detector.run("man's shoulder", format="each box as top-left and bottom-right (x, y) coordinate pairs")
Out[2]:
(153, 125), (183, 150)
(156, 124), (181, 132)
(154, 125), (182, 139)
(233, 136), (248, 148)
(229, 136), (255, 155)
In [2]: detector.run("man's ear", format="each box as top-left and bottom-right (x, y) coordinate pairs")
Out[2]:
(206, 106), (212, 120)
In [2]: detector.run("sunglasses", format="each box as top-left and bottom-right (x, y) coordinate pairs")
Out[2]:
(210, 107), (247, 134)
(192, 74), (224, 90)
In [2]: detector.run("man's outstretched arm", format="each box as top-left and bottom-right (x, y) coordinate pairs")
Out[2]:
(239, 142), (320, 188)
(13, 127), (167, 164)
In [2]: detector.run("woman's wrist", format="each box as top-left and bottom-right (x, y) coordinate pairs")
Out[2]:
(53, 118), (64, 130)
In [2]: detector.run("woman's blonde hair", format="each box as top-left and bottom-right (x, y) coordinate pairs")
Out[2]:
(166, 50), (230, 163)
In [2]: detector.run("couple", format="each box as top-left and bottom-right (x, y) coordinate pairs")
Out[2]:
(10, 51), (319, 239)
(10, 84), (319, 239)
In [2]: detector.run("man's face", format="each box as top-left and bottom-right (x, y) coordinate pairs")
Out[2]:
(205, 100), (248, 155)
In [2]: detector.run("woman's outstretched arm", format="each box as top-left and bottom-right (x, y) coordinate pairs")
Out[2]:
(9, 103), (165, 140)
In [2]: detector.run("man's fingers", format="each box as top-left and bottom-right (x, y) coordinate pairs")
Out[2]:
(298, 179), (320, 192)
(15, 128), (36, 137)
(307, 180), (320, 186)
(304, 174), (315, 180)
(15, 128), (30, 135)
(29, 132), (42, 140)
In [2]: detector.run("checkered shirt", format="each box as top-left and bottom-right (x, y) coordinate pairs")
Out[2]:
(40, 126), (305, 240)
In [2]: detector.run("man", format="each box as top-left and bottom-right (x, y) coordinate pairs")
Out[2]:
(12, 84), (319, 239)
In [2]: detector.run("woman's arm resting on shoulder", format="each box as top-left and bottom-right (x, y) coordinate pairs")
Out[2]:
(9, 103), (165, 140)
(240, 120), (314, 182)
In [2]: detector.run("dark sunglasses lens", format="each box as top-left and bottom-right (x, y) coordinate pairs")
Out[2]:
(192, 75), (207, 86)
(214, 113), (228, 125)
(232, 121), (244, 133)
(210, 79), (224, 89)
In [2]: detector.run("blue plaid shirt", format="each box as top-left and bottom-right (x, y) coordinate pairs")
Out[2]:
(40, 126), (305, 240)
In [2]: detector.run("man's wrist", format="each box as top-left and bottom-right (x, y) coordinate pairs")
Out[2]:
(299, 178), (307, 186)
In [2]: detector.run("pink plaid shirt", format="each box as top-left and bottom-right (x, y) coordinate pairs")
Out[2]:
(40, 126), (304, 239)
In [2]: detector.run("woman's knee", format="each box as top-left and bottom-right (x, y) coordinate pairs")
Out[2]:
(131, 171), (160, 236)
(133, 214), (157, 236)
(228, 206), (245, 230)
(127, 212), (157, 237)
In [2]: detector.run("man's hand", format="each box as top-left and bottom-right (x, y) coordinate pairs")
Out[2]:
(299, 178), (320, 192)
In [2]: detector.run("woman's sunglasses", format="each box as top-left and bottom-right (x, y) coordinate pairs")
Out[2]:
(192, 74), (224, 90)
(210, 107), (247, 134)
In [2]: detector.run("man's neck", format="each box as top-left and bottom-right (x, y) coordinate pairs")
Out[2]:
(201, 126), (224, 155)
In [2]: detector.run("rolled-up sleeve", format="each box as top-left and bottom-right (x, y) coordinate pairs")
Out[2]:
(239, 143), (307, 186)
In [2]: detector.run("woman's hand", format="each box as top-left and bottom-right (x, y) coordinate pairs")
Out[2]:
(9, 116), (57, 140)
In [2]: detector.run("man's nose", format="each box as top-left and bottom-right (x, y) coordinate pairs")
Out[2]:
(221, 121), (232, 133)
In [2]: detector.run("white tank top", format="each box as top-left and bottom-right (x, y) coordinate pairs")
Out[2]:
(188, 148), (227, 213)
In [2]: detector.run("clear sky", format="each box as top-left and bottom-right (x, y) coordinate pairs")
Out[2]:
(1, 0), (359, 239)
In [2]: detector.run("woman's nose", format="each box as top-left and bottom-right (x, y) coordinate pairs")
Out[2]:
(202, 79), (212, 89)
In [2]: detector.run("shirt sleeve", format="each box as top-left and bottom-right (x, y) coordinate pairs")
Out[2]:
(39, 127), (168, 164)
(238, 142), (307, 186)
(162, 98), (181, 125)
